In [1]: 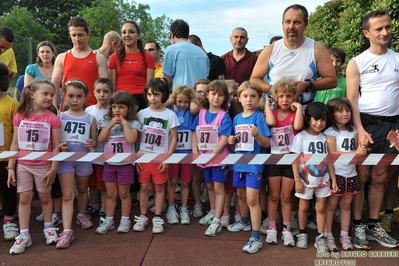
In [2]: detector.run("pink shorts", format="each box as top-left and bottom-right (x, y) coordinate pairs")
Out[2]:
(88, 164), (106, 191)
(139, 163), (168, 185)
(168, 163), (192, 183)
(16, 164), (51, 194)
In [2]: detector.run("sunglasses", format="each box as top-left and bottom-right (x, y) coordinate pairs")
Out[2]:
(196, 90), (206, 95)
(144, 48), (157, 52)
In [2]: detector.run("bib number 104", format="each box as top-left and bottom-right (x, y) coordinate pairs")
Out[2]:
(144, 133), (161, 146)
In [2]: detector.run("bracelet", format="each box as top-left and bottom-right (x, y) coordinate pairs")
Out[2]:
(6, 166), (15, 170)
(390, 140), (399, 148)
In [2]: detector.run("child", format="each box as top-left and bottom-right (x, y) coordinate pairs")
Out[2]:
(192, 80), (232, 237)
(324, 97), (367, 251)
(96, 91), (140, 234)
(227, 81), (271, 253)
(165, 85), (198, 225)
(134, 78), (179, 234)
(0, 62), (19, 242)
(7, 79), (61, 254)
(290, 102), (338, 252)
(194, 79), (210, 107)
(264, 77), (303, 246)
(225, 79), (238, 105)
(85, 78), (114, 220)
(57, 79), (97, 248)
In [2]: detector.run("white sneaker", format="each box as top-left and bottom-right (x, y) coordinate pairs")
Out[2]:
(3, 222), (19, 241)
(179, 208), (191, 225)
(10, 234), (32, 254)
(296, 233), (308, 249)
(234, 212), (241, 222)
(52, 213), (63, 227)
(314, 234), (329, 252)
(200, 183), (209, 203)
(117, 218), (131, 234)
(205, 221), (222, 237)
(133, 215), (148, 232)
(36, 212), (44, 222)
(193, 203), (203, 218)
(166, 208), (179, 224)
(199, 210), (215, 225)
(44, 227), (59, 245)
(95, 217), (115, 235)
(227, 221), (251, 232)
(266, 229), (278, 245)
(281, 230), (295, 247)
(221, 215), (230, 228)
(242, 237), (263, 254)
(260, 217), (269, 234)
(152, 217), (164, 234)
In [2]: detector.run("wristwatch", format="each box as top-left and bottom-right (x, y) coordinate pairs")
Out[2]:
(305, 79), (314, 92)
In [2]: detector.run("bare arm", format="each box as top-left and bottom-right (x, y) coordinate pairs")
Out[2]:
(313, 42), (337, 90)
(292, 102), (304, 131)
(167, 127), (178, 154)
(163, 74), (173, 93)
(265, 98), (275, 126)
(24, 73), (33, 87)
(250, 45), (274, 93)
(51, 53), (66, 106)
(109, 69), (117, 90)
(146, 68), (154, 83)
(96, 53), (109, 78)
(212, 135), (228, 154)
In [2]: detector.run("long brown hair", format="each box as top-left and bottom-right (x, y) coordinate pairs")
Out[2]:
(116, 21), (146, 69)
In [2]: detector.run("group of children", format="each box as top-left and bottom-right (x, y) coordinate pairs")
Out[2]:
(1, 59), (398, 255)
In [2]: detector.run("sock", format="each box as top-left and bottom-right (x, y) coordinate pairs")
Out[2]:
(181, 206), (187, 211)
(44, 222), (52, 229)
(20, 228), (29, 236)
(106, 216), (114, 222)
(353, 219), (363, 225)
(340, 231), (348, 237)
(4, 216), (14, 224)
(121, 216), (130, 221)
(54, 212), (61, 217)
(299, 229), (307, 234)
(367, 219), (379, 229)
(324, 232), (332, 238)
(213, 217), (221, 224)
(222, 212), (229, 217)
(269, 220), (276, 230)
(77, 213), (86, 217)
(63, 229), (72, 232)
(251, 230), (261, 242)
(283, 221), (290, 232)
(235, 211), (240, 216)
(92, 204), (99, 210)
(240, 216), (250, 225)
(261, 211), (267, 221)
(140, 214), (147, 217)
(385, 209), (394, 214)
(168, 205), (174, 211)
(210, 209), (216, 214)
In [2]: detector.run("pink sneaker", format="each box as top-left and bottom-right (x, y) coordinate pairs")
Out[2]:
(56, 230), (74, 249)
(340, 235), (353, 251)
(326, 236), (338, 252)
(76, 214), (93, 229)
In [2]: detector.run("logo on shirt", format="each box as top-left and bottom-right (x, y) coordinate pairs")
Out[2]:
(288, 52), (296, 56)
(394, 68), (399, 73)
(361, 64), (379, 74)
(88, 60), (93, 64)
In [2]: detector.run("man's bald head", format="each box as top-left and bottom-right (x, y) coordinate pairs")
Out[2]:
(104, 31), (121, 43)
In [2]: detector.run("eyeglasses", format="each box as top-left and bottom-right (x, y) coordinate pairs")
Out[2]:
(144, 48), (157, 52)
(196, 90), (205, 95)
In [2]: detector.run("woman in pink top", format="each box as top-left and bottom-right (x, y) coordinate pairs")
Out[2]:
(109, 21), (155, 111)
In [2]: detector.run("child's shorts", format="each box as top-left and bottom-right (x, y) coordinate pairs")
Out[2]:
(295, 185), (331, 200)
(201, 166), (228, 183)
(168, 163), (192, 183)
(267, 165), (294, 179)
(334, 175), (361, 196)
(233, 171), (262, 189)
(88, 164), (106, 190)
(102, 164), (134, 185)
(58, 161), (93, 176)
(17, 164), (51, 194)
(139, 163), (168, 185)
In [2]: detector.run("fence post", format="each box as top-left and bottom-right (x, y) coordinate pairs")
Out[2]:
(28, 37), (33, 64)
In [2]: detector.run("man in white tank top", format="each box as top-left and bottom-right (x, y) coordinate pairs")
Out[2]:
(346, 10), (399, 249)
(250, 4), (336, 104)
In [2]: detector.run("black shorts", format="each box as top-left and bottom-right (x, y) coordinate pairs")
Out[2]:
(266, 165), (294, 179)
(334, 175), (361, 196)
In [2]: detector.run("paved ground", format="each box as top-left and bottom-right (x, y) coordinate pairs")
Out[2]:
(1, 201), (398, 266)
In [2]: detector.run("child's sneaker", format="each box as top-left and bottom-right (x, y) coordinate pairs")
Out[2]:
(326, 236), (338, 252)
(380, 213), (395, 233)
(314, 234), (329, 252)
(242, 237), (263, 254)
(281, 230), (295, 247)
(199, 210), (215, 225)
(56, 230), (74, 249)
(76, 214), (93, 229)
(205, 220), (222, 237)
(260, 217), (269, 234)
(179, 208), (191, 225)
(192, 203), (203, 218)
(340, 235), (353, 251)
(152, 217), (164, 234)
(36, 212), (44, 222)
(44, 227), (58, 245)
(227, 221), (251, 232)
(266, 229), (278, 245)
(9, 234), (32, 255)
(117, 218), (131, 234)
(3, 222), (19, 241)
(95, 217), (115, 235)
(296, 233), (308, 249)
(306, 214), (317, 230)
(85, 206), (100, 218)
(234, 212), (241, 222)
(200, 183), (209, 203)
(166, 208), (179, 224)
(221, 215), (230, 228)
(52, 213), (63, 227)
(133, 215), (149, 232)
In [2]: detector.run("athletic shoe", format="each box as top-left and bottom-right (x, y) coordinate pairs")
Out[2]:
(85, 206), (100, 218)
(366, 222), (399, 248)
(306, 214), (317, 230)
(52, 213), (63, 227)
(340, 235), (353, 251)
(36, 212), (44, 222)
(152, 217), (164, 234)
(281, 230), (295, 247)
(193, 203), (203, 218)
(95, 217), (115, 235)
(351, 223), (370, 249)
(133, 215), (148, 232)
(314, 234), (328, 252)
(3, 222), (19, 241)
(9, 234), (32, 254)
(147, 197), (156, 210)
(227, 221), (251, 232)
(291, 211), (300, 235)
(149, 202), (167, 214)
(166, 208), (179, 225)
(76, 214), (93, 229)
(242, 237), (263, 254)
(200, 183), (209, 203)
(234, 212), (241, 222)
(199, 211), (215, 226)
(221, 215), (230, 228)
(117, 218), (131, 234)
(98, 211), (106, 223)
(333, 209), (341, 224)
(326, 236), (338, 252)
(266, 229), (278, 245)
(44, 227), (58, 245)
(260, 217), (269, 234)
(296, 233), (308, 249)
(205, 221), (222, 237)
(56, 230), (74, 249)
(179, 208), (191, 225)
(380, 213), (395, 233)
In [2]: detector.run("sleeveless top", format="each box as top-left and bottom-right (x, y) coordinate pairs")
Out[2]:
(60, 112), (93, 152)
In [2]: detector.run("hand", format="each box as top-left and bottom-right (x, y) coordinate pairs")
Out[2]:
(42, 169), (56, 188)
(228, 135), (237, 145)
(136, 163), (142, 175)
(59, 142), (69, 151)
(355, 143), (368, 154)
(159, 163), (168, 172)
(331, 182), (338, 194)
(8, 170), (16, 188)
(295, 179), (305, 194)
(110, 115), (122, 127)
(85, 139), (96, 150)
(386, 130), (399, 143)
(295, 81), (307, 100)
(358, 129), (373, 147)
(249, 125), (258, 137)
(291, 102), (302, 111)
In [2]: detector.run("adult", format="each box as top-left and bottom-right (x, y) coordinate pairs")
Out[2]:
(346, 10), (399, 249)
(221, 27), (257, 85)
(144, 40), (163, 78)
(97, 31), (121, 63)
(163, 19), (209, 91)
(52, 17), (108, 108)
(0, 26), (17, 80)
(188, 34), (226, 81)
(250, 4), (336, 105)
(109, 21), (155, 111)
(24, 41), (56, 86)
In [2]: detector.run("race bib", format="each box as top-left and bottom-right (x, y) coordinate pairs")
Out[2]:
(336, 136), (356, 152)
(0, 123), (4, 146)
(18, 120), (50, 150)
(196, 125), (218, 151)
(61, 120), (91, 143)
(234, 124), (254, 151)
(176, 130), (192, 150)
(139, 125), (167, 153)
(270, 125), (294, 154)
(305, 140), (327, 154)
(104, 135), (131, 153)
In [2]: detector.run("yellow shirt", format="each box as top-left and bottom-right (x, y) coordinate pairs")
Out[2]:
(0, 94), (19, 161)
(0, 48), (17, 73)
(154, 62), (163, 78)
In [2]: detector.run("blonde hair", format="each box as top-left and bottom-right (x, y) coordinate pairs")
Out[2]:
(271, 77), (297, 97)
(225, 79), (238, 91)
(171, 85), (196, 103)
(237, 81), (262, 97)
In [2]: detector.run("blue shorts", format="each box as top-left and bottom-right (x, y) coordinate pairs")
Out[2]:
(102, 164), (134, 185)
(201, 166), (228, 183)
(57, 161), (93, 176)
(233, 171), (262, 189)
